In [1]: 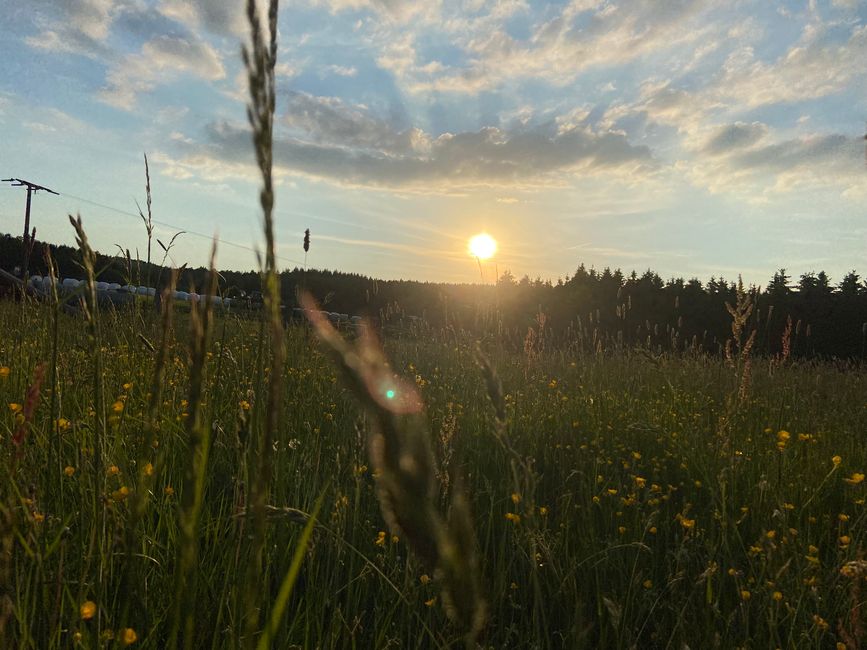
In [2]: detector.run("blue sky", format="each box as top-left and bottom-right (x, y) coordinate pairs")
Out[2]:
(0, 0), (865, 285)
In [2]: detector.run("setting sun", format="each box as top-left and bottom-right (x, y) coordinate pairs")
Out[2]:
(469, 233), (497, 260)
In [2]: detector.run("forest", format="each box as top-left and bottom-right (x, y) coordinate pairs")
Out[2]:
(2, 231), (866, 359)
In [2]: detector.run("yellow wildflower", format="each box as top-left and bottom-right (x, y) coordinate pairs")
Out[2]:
(375, 531), (387, 547)
(504, 512), (521, 525)
(112, 486), (130, 502)
(64, 466), (75, 477)
(8, 403), (22, 414)
(111, 401), (124, 414)
(832, 455), (842, 466)
(772, 591), (783, 601)
(80, 601), (96, 620)
(108, 465), (120, 476)
(239, 400), (251, 411)
(740, 590), (751, 600)
(0, 366), (9, 379)
(844, 472), (864, 486)
(143, 463), (154, 477)
(419, 574), (431, 585)
(164, 486), (174, 496)
(538, 506), (548, 516)
(642, 579), (652, 589)
(121, 628), (137, 645)
(511, 493), (521, 504)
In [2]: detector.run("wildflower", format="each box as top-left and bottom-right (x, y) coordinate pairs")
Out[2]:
(111, 401), (124, 414)
(8, 403), (22, 414)
(64, 466), (75, 477)
(80, 601), (97, 620)
(239, 400), (251, 411)
(122, 382), (133, 391)
(538, 506), (548, 516)
(504, 512), (521, 525)
(0, 366), (9, 379)
(642, 579), (652, 589)
(511, 493), (521, 504)
(419, 574), (431, 585)
(766, 530), (776, 540)
(424, 597), (436, 607)
(740, 590), (751, 601)
(843, 472), (864, 486)
(840, 561), (867, 578)
(112, 486), (130, 502)
(648, 526), (657, 535)
(375, 531), (387, 547)
(839, 535), (851, 547)
(56, 418), (70, 432)
(680, 517), (696, 530)
(143, 462), (154, 477)
(832, 455), (842, 466)
(107, 465), (120, 476)
(812, 614), (829, 631)
(121, 628), (137, 645)
(606, 488), (618, 496)
(32, 512), (45, 523)
(164, 486), (174, 496)
(634, 476), (646, 489)
(772, 591), (783, 601)
(838, 513), (849, 522)
(777, 430), (790, 443)
(72, 631), (82, 643)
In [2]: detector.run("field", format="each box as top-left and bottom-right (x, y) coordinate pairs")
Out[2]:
(2, 293), (866, 649)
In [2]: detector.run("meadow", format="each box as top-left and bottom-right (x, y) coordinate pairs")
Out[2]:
(1, 287), (866, 649)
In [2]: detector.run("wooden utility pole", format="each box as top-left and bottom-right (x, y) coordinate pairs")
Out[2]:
(2, 177), (59, 277)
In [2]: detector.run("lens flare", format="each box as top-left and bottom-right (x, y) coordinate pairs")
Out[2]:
(469, 233), (497, 260)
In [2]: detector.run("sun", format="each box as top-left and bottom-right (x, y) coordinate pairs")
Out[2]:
(468, 233), (497, 260)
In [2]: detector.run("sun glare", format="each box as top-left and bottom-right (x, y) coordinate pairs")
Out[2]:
(469, 233), (497, 260)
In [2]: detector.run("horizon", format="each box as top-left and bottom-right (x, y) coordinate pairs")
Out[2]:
(1, 1), (865, 286)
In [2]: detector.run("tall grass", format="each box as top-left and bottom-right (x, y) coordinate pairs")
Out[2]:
(2, 289), (867, 647)
(1, 2), (866, 647)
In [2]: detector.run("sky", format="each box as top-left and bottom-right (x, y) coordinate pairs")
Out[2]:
(0, 0), (865, 286)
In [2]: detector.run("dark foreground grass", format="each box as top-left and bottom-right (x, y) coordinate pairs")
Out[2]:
(1, 296), (866, 649)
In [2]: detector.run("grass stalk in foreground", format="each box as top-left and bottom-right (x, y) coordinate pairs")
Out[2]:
(241, 0), (287, 645)
(305, 299), (487, 646)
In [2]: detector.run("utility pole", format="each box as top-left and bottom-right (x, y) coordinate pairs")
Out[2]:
(2, 177), (59, 278)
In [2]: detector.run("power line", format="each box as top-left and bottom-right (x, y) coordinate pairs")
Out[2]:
(39, 189), (306, 268)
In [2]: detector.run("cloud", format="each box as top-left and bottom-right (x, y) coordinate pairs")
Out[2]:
(99, 35), (226, 110)
(376, 0), (717, 94)
(700, 122), (769, 156)
(25, 0), (117, 58)
(157, 0), (246, 37)
(685, 128), (866, 195)
(159, 93), (653, 189)
(310, 0), (427, 22)
(708, 24), (867, 109)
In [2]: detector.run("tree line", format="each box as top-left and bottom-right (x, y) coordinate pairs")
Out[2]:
(2, 232), (866, 359)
